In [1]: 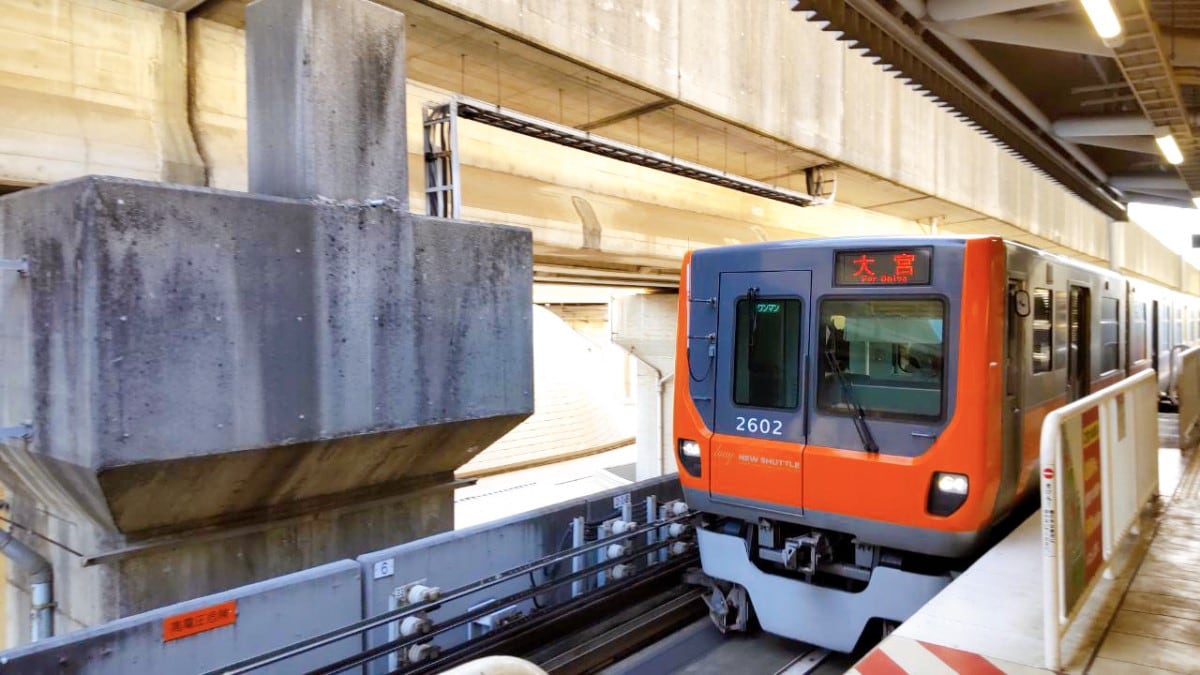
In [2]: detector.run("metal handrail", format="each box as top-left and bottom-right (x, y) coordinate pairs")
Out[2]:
(1168, 344), (1198, 403)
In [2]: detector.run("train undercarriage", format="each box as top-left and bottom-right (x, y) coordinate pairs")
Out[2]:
(686, 516), (956, 652)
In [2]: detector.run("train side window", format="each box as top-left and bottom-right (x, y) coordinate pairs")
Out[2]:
(1032, 288), (1053, 373)
(1101, 297), (1120, 373)
(733, 298), (801, 409)
(1131, 301), (1147, 362)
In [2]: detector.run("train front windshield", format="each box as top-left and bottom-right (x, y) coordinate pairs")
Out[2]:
(817, 298), (946, 420)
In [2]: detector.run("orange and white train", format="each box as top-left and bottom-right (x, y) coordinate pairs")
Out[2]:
(673, 236), (1199, 652)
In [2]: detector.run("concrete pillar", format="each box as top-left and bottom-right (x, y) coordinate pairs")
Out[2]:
(0, 0), (534, 640)
(247, 0), (409, 206)
(610, 294), (679, 481)
(1110, 220), (1126, 272)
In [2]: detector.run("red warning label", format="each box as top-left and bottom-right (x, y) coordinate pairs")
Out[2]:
(162, 600), (237, 642)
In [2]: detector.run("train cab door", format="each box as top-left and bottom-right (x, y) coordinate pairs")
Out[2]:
(1068, 285), (1091, 402)
(999, 279), (1026, 510)
(709, 270), (811, 512)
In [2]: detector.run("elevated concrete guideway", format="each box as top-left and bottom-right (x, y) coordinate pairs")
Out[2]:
(5, 0), (1200, 291)
(193, 0), (1117, 258)
(180, 0), (1196, 289)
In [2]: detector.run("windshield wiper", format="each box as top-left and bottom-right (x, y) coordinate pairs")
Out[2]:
(747, 287), (760, 346)
(823, 340), (879, 454)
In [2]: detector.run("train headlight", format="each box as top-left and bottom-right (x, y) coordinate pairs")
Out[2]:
(937, 473), (969, 495)
(928, 472), (969, 516)
(678, 439), (702, 477)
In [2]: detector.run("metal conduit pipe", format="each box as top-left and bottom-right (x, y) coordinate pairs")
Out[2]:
(625, 348), (674, 476)
(0, 529), (53, 641)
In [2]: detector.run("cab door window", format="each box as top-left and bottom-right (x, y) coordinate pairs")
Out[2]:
(733, 298), (802, 409)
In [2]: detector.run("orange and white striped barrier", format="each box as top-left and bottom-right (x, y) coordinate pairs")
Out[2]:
(848, 636), (1048, 675)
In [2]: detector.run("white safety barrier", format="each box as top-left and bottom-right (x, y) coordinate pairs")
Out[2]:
(1176, 346), (1200, 449)
(1040, 369), (1159, 671)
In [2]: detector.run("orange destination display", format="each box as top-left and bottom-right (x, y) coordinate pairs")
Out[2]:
(834, 247), (933, 285)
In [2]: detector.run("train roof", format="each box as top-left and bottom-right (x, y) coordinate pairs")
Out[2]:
(690, 235), (987, 258)
(692, 235), (1128, 277)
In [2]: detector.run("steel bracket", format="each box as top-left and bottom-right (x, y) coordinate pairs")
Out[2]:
(0, 423), (32, 441)
(0, 257), (28, 276)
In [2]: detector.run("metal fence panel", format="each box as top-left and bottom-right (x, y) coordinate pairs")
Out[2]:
(1178, 347), (1200, 450)
(0, 560), (362, 674)
(356, 477), (681, 673)
(1040, 369), (1158, 670)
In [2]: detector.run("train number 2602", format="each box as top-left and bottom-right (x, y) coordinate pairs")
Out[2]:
(735, 416), (782, 436)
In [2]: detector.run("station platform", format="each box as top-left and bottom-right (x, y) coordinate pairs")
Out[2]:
(850, 415), (1198, 675)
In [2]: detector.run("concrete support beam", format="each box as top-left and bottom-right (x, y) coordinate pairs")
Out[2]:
(1110, 174), (1189, 191)
(247, 0), (408, 204)
(0, 0), (535, 641)
(1122, 191), (1193, 208)
(934, 15), (1111, 56)
(189, 17), (248, 190)
(1053, 115), (1155, 137)
(933, 13), (1200, 68)
(1122, 188), (1192, 201)
(926, 0), (1060, 22)
(926, 28), (1109, 182)
(141, 0), (209, 10)
(1066, 136), (1158, 155)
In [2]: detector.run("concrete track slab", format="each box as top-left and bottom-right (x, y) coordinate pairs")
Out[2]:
(454, 444), (637, 529)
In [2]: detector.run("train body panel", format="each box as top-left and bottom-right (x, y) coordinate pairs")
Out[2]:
(675, 235), (1200, 650)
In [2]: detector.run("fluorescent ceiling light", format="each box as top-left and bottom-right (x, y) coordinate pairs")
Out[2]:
(1155, 131), (1185, 165)
(1081, 0), (1122, 39)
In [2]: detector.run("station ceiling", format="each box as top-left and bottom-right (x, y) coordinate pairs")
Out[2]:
(796, 0), (1200, 216)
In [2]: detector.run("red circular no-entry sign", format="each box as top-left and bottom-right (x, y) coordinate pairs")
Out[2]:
(1042, 467), (1054, 480)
